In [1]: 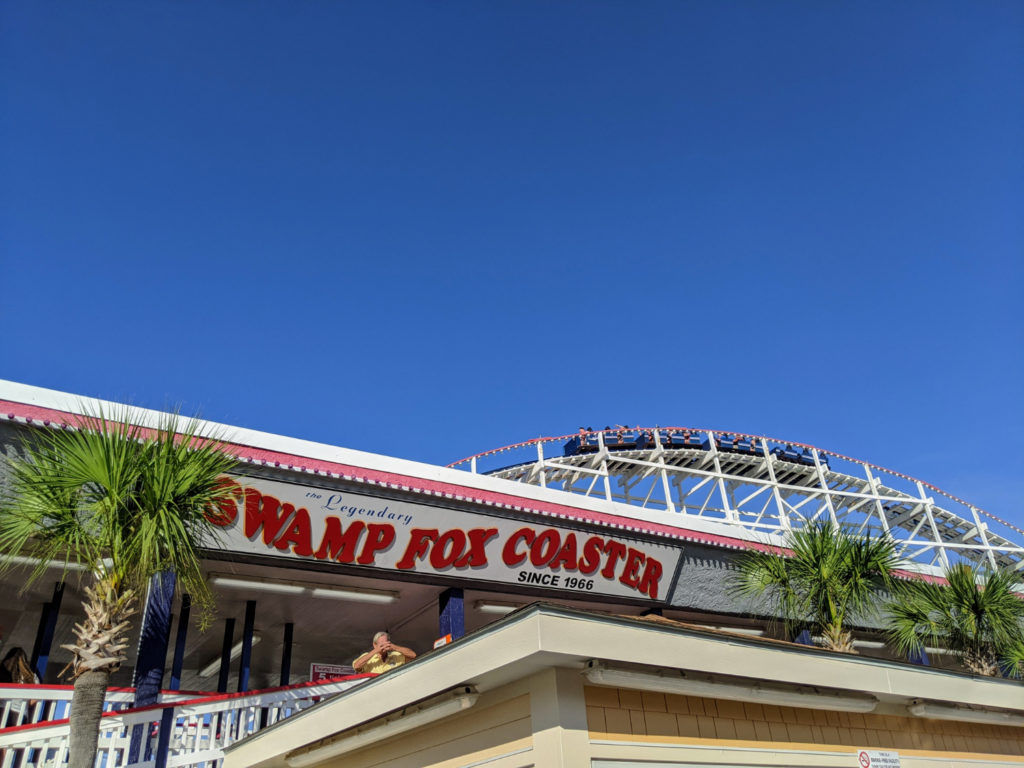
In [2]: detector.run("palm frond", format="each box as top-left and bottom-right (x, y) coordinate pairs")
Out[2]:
(729, 521), (902, 650)
(1, 406), (237, 615)
(885, 563), (1024, 676)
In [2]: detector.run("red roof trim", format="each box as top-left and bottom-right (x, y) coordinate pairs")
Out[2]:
(0, 400), (768, 554)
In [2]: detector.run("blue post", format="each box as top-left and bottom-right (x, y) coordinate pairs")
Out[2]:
(154, 594), (191, 768)
(130, 572), (177, 764)
(439, 588), (465, 640)
(279, 622), (294, 686)
(217, 618), (235, 693)
(169, 594), (192, 691)
(261, 622), (295, 729)
(907, 647), (930, 666)
(30, 581), (64, 681)
(133, 573), (177, 706)
(213, 616), (236, 750)
(793, 629), (814, 646)
(238, 600), (256, 692)
(30, 602), (51, 668)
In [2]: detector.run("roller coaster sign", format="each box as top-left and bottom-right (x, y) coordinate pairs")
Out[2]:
(206, 476), (680, 601)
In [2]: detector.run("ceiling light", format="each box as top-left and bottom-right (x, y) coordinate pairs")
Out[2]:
(474, 601), (522, 615)
(852, 639), (952, 656)
(582, 661), (877, 713)
(199, 633), (262, 678)
(5, 555), (91, 572)
(209, 574), (398, 603)
(310, 586), (398, 604)
(908, 700), (1024, 726)
(852, 640), (886, 649)
(285, 687), (479, 767)
(211, 575), (305, 595)
(695, 624), (764, 636)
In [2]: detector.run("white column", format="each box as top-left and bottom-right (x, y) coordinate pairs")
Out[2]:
(529, 668), (591, 768)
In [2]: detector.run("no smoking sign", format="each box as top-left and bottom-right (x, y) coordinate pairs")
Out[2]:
(857, 750), (900, 768)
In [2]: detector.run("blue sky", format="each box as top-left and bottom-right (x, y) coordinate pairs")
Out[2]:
(2, 2), (1021, 526)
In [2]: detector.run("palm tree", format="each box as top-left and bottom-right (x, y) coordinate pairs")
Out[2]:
(0, 410), (237, 768)
(730, 521), (901, 652)
(886, 563), (1024, 677)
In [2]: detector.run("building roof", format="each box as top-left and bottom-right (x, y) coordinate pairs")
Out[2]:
(0, 379), (772, 554)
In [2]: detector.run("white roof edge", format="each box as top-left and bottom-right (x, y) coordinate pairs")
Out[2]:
(0, 379), (951, 578)
(223, 605), (1023, 768)
(0, 380), (769, 547)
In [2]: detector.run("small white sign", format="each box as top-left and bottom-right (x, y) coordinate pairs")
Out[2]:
(858, 750), (900, 768)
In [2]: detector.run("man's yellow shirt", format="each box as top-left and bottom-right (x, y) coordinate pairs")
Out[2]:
(356, 650), (407, 674)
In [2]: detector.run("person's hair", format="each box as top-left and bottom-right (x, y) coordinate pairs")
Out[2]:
(372, 631), (388, 643)
(2, 647), (34, 684)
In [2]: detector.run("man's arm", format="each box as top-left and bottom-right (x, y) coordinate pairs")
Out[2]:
(387, 643), (416, 661)
(352, 650), (378, 671)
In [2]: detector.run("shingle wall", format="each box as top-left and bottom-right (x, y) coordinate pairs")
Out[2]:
(585, 685), (1024, 758)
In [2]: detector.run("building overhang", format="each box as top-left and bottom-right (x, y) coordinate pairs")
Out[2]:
(223, 604), (1024, 768)
(0, 379), (768, 554)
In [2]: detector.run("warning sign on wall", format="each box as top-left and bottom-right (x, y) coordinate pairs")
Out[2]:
(857, 750), (900, 768)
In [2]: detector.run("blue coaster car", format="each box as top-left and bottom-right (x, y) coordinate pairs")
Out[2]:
(714, 435), (740, 453)
(668, 432), (703, 449)
(772, 445), (802, 463)
(618, 431), (639, 449)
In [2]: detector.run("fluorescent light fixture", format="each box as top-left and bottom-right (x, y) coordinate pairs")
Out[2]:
(310, 586), (398, 604)
(285, 686), (479, 767)
(5, 555), (91, 572)
(582, 661), (877, 713)
(209, 574), (398, 603)
(211, 575), (305, 595)
(852, 639), (953, 656)
(199, 633), (262, 679)
(695, 624), (765, 637)
(852, 639), (886, 649)
(908, 700), (1024, 726)
(474, 600), (522, 615)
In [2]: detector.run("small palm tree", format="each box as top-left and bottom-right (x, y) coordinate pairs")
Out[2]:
(0, 410), (237, 768)
(731, 521), (901, 652)
(886, 563), (1024, 677)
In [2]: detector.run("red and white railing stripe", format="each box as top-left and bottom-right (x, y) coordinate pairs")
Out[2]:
(0, 675), (372, 768)
(0, 685), (203, 732)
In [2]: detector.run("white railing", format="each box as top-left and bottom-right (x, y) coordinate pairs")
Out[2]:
(0, 676), (372, 768)
(0, 686), (202, 732)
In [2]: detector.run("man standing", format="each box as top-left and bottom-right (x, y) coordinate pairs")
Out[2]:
(352, 632), (416, 674)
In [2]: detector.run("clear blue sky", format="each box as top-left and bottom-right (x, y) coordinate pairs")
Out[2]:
(2, 2), (1021, 524)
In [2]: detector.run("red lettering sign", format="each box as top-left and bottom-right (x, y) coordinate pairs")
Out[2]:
(216, 481), (674, 600)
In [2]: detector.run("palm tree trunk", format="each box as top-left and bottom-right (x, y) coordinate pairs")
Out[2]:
(60, 582), (135, 768)
(68, 669), (109, 768)
(963, 649), (999, 677)
(822, 622), (857, 653)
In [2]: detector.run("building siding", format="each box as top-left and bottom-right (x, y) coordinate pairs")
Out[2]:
(320, 693), (533, 768)
(585, 686), (1024, 760)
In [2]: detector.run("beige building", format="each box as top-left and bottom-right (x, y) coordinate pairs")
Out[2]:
(225, 604), (1024, 768)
